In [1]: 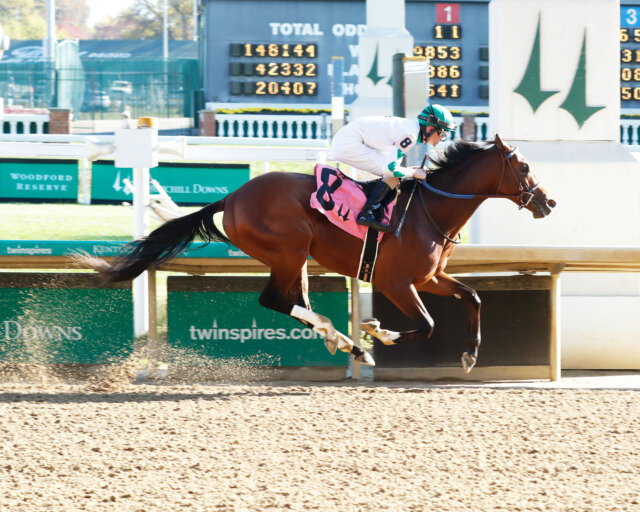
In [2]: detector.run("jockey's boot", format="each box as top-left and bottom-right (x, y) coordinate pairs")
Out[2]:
(357, 181), (393, 232)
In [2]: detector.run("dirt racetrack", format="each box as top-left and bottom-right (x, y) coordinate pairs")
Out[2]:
(0, 378), (639, 512)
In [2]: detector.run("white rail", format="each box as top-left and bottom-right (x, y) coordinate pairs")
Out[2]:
(0, 135), (331, 162)
(1, 113), (49, 135)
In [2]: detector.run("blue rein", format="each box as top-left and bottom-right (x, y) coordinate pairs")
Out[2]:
(419, 145), (527, 201)
(420, 179), (475, 200)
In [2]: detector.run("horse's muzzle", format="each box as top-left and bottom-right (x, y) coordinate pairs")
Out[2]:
(531, 196), (556, 218)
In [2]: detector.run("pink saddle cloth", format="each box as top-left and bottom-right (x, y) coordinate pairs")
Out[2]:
(309, 164), (395, 242)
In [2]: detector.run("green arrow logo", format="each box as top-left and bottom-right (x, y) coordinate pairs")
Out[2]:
(559, 31), (605, 128)
(514, 15), (606, 129)
(513, 14), (560, 112)
(366, 44), (385, 86)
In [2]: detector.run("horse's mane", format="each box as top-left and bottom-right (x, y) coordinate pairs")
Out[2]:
(398, 139), (495, 192)
(429, 138), (496, 178)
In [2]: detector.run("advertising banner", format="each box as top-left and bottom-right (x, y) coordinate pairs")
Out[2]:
(0, 273), (133, 364)
(91, 161), (250, 204)
(0, 159), (78, 200)
(168, 276), (349, 367)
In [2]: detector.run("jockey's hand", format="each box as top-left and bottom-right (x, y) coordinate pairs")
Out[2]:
(410, 167), (427, 180)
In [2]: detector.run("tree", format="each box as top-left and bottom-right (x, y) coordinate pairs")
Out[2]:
(0, 0), (46, 39)
(94, 0), (195, 40)
(0, 0), (91, 41)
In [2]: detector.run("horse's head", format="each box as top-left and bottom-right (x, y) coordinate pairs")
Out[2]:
(494, 134), (556, 219)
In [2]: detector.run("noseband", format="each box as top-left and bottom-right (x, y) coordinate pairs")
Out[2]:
(416, 143), (541, 244)
(503, 146), (540, 209)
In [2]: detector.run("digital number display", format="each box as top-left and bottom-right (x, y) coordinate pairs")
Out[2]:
(230, 81), (318, 96)
(429, 64), (461, 79)
(414, 45), (462, 60)
(230, 62), (317, 77)
(433, 24), (462, 39)
(230, 43), (317, 58)
(621, 86), (640, 101)
(228, 41), (318, 97)
(429, 83), (461, 99)
(207, 1), (489, 105)
(415, 43), (466, 99)
(620, 14), (640, 103)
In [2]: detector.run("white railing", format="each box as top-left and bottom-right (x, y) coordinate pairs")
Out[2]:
(620, 118), (640, 145)
(215, 113), (332, 140)
(1, 112), (50, 135)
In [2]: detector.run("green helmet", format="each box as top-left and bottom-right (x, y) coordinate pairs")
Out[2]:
(418, 104), (456, 132)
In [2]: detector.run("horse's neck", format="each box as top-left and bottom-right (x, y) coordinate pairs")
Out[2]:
(424, 148), (501, 236)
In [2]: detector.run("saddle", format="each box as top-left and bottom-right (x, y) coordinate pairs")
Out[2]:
(309, 164), (397, 242)
(310, 164), (399, 282)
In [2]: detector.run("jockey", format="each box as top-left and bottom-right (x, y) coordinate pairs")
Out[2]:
(331, 104), (456, 232)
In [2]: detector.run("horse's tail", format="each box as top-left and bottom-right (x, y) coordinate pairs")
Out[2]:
(76, 200), (229, 282)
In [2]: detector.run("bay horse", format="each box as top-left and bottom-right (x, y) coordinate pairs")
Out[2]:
(77, 134), (555, 372)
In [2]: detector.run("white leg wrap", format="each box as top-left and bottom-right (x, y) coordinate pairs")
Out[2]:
(361, 318), (401, 346)
(290, 305), (353, 354)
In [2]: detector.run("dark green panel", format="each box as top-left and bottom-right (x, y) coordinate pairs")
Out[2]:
(90, 161), (250, 204)
(0, 159), (78, 200)
(168, 276), (349, 367)
(0, 273), (133, 364)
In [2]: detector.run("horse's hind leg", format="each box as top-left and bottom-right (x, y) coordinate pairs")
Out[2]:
(259, 261), (375, 366)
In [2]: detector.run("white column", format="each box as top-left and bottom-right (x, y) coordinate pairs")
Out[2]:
(133, 166), (150, 337)
(350, 0), (414, 119)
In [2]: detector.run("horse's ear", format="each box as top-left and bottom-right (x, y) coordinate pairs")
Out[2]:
(494, 133), (506, 149)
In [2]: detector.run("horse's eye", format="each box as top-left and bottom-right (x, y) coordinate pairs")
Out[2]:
(521, 164), (529, 175)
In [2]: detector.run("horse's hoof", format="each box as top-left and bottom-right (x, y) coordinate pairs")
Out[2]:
(461, 352), (476, 373)
(324, 338), (338, 355)
(360, 318), (380, 333)
(355, 351), (375, 366)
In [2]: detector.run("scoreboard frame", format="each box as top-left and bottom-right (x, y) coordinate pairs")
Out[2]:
(202, 0), (640, 110)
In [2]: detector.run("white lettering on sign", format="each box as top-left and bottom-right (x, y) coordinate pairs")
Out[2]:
(348, 45), (359, 58)
(2, 320), (83, 341)
(342, 82), (357, 96)
(6, 245), (52, 255)
(188, 318), (320, 343)
(331, 24), (367, 37)
(193, 184), (229, 194)
(10, 173), (73, 182)
(269, 22), (324, 36)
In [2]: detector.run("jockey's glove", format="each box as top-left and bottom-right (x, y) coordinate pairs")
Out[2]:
(393, 165), (427, 180)
(411, 167), (427, 180)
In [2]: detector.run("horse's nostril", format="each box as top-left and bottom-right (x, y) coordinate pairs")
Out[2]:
(547, 199), (557, 208)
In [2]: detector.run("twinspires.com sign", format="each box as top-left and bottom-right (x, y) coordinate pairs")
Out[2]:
(168, 276), (349, 367)
(0, 274), (133, 364)
(0, 159), (78, 200)
(91, 161), (250, 204)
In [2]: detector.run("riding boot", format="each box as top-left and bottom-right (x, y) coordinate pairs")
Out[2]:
(357, 180), (393, 232)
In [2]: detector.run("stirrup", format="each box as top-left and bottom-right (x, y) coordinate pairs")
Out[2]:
(356, 213), (391, 232)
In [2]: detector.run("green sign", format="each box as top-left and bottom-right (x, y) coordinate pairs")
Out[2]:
(168, 276), (349, 367)
(0, 240), (249, 259)
(91, 161), (250, 204)
(0, 273), (133, 364)
(0, 159), (78, 200)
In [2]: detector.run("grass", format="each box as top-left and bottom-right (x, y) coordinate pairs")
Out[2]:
(0, 202), (200, 241)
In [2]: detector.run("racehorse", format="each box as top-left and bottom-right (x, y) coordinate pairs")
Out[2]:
(76, 134), (555, 371)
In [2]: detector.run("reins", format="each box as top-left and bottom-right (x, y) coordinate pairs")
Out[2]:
(413, 144), (540, 245)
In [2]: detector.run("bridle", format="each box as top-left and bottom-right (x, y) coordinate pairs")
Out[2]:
(420, 144), (540, 208)
(416, 144), (541, 244)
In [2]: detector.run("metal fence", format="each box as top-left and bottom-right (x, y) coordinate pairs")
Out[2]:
(0, 59), (200, 122)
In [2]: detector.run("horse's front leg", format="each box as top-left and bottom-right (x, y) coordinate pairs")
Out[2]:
(418, 271), (481, 373)
(361, 281), (435, 345)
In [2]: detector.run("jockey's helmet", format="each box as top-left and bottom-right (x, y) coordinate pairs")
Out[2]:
(418, 104), (456, 132)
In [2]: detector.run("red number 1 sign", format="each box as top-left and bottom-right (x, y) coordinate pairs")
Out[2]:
(436, 3), (460, 24)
